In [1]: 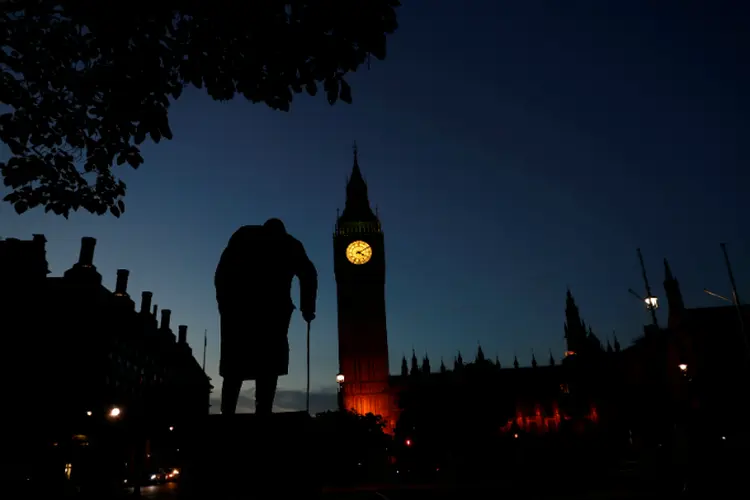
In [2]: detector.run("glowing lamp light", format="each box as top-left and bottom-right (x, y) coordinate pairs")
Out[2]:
(405, 439), (412, 447)
(169, 426), (174, 431)
(109, 407), (121, 418)
(336, 373), (345, 384)
(645, 296), (659, 310)
(86, 411), (92, 416)
(678, 364), (688, 372)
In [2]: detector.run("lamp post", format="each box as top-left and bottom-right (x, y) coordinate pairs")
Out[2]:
(628, 288), (660, 329)
(336, 374), (345, 412)
(638, 248), (659, 329)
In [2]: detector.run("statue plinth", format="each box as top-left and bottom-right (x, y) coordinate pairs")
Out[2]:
(178, 412), (321, 499)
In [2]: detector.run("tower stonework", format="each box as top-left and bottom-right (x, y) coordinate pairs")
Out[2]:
(334, 146), (392, 426)
(564, 289), (587, 355)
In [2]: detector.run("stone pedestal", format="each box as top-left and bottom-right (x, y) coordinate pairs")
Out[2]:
(179, 412), (321, 499)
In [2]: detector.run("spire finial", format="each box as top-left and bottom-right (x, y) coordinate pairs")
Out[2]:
(353, 140), (358, 162)
(664, 258), (674, 281)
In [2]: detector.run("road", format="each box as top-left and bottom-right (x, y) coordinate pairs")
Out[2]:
(137, 482), (663, 500)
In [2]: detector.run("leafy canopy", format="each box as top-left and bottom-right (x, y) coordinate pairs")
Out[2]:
(0, 0), (400, 217)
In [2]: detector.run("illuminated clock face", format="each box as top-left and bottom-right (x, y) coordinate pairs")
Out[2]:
(346, 240), (373, 265)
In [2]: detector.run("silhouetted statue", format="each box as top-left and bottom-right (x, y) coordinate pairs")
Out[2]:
(215, 219), (318, 415)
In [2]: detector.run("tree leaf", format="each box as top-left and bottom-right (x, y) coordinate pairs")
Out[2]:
(339, 79), (352, 104)
(0, 0), (401, 217)
(150, 128), (162, 143)
(14, 201), (28, 214)
(324, 77), (339, 105)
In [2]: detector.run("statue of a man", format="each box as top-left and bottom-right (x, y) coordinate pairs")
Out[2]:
(215, 219), (318, 415)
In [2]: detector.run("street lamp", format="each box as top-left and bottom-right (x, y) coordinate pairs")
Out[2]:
(336, 374), (345, 411)
(109, 407), (121, 418)
(629, 248), (659, 328)
(678, 364), (688, 373)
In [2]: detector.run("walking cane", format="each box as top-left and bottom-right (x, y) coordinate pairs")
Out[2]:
(306, 320), (311, 414)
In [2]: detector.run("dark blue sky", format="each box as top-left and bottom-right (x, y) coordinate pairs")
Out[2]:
(2, 0), (748, 412)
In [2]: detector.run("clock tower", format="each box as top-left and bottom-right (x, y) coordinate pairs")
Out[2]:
(334, 145), (392, 424)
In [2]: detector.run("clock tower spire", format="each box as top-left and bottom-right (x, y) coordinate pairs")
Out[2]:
(334, 144), (391, 426)
(341, 141), (377, 223)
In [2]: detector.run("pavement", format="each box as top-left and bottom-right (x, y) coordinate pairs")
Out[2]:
(132, 482), (180, 499)
(134, 481), (663, 500)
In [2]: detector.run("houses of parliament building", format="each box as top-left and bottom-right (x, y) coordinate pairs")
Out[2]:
(334, 147), (750, 439)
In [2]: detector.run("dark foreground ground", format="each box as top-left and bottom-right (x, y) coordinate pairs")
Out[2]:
(134, 481), (666, 500)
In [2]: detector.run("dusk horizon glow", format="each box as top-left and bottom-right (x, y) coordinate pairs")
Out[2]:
(2, 0), (747, 413)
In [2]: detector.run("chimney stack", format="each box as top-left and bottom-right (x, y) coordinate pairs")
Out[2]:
(115, 269), (130, 295)
(161, 309), (172, 330)
(140, 291), (153, 314)
(78, 237), (96, 266)
(153, 304), (158, 317)
(178, 325), (188, 344)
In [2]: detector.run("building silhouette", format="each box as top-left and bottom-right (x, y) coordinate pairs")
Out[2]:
(332, 149), (604, 433)
(3, 235), (212, 484)
(333, 147), (749, 443)
(334, 144), (393, 423)
(390, 290), (609, 437)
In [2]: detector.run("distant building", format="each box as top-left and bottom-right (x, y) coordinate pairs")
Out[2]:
(388, 291), (609, 438)
(332, 150), (604, 434)
(2, 235), (212, 485)
(333, 146), (393, 425)
(332, 148), (749, 445)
